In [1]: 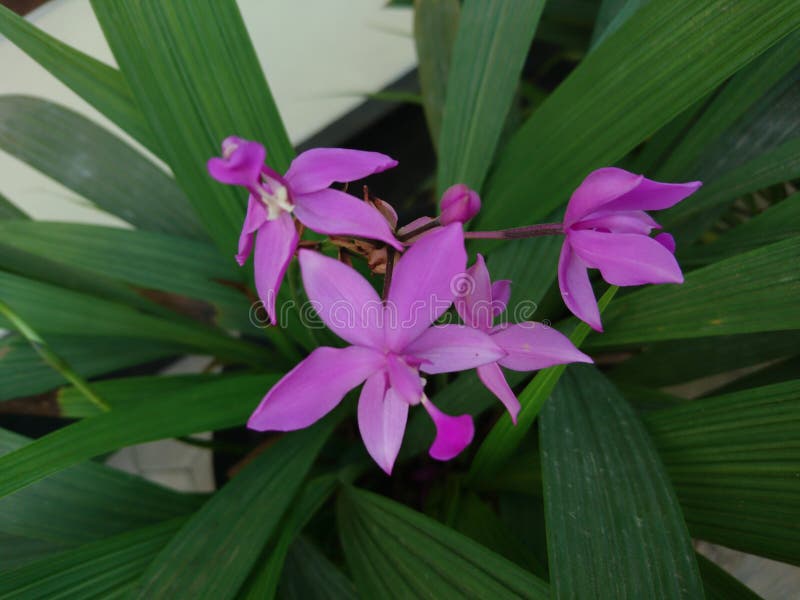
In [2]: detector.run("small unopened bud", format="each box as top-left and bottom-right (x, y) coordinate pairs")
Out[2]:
(439, 184), (481, 225)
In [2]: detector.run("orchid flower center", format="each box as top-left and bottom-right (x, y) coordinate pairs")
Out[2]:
(255, 172), (293, 221)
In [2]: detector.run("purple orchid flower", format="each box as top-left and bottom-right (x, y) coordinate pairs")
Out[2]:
(247, 224), (505, 474)
(455, 254), (592, 422)
(559, 167), (702, 331)
(208, 137), (403, 324)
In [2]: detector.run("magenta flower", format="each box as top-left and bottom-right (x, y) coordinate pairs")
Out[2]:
(439, 183), (481, 225)
(455, 254), (592, 422)
(208, 137), (403, 324)
(559, 167), (702, 331)
(247, 225), (505, 474)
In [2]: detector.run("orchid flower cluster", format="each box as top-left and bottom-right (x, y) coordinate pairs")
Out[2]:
(208, 138), (701, 474)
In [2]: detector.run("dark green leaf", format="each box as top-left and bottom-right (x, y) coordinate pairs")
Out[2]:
(697, 553), (764, 600)
(590, 0), (648, 49)
(338, 486), (549, 598)
(414, 0), (460, 150)
(589, 237), (800, 347)
(436, 0), (545, 194)
(91, 0), (294, 252)
(0, 4), (156, 152)
(0, 192), (27, 220)
(131, 420), (335, 599)
(540, 365), (703, 599)
(278, 536), (357, 600)
(0, 96), (204, 238)
(0, 518), (184, 599)
(645, 380), (800, 565)
(0, 374), (278, 499)
(479, 0), (800, 228)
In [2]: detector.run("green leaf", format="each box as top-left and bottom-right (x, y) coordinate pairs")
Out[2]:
(0, 334), (181, 403)
(0, 192), (27, 220)
(657, 31), (800, 180)
(278, 536), (357, 600)
(91, 0), (294, 252)
(338, 486), (549, 599)
(0, 534), (64, 571)
(588, 237), (800, 347)
(479, 0), (800, 228)
(0, 96), (204, 238)
(240, 475), (338, 600)
(0, 4), (156, 152)
(540, 365), (703, 599)
(413, 0), (460, 150)
(0, 518), (185, 599)
(466, 287), (617, 485)
(608, 330), (800, 387)
(697, 553), (764, 600)
(0, 374), (278, 499)
(436, 0), (545, 194)
(0, 428), (202, 546)
(590, 0), (648, 49)
(681, 194), (800, 267)
(131, 420), (335, 599)
(0, 271), (265, 364)
(645, 380), (800, 566)
(0, 221), (252, 330)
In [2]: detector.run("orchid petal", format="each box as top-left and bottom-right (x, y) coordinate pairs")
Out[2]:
(386, 354), (423, 405)
(293, 188), (402, 250)
(236, 196), (268, 265)
(385, 224), (467, 351)
(573, 209), (659, 235)
(564, 168), (643, 226)
(569, 229), (684, 286)
(477, 363), (520, 424)
(655, 232), (676, 254)
(602, 178), (702, 213)
(284, 147), (398, 195)
(298, 249), (384, 349)
(422, 396), (474, 461)
(397, 216), (439, 243)
(358, 374), (408, 475)
(454, 254), (493, 330)
(207, 138), (265, 187)
(248, 345), (383, 431)
(253, 212), (298, 325)
(558, 241), (602, 332)
(492, 323), (592, 371)
(491, 280), (512, 317)
(405, 324), (505, 374)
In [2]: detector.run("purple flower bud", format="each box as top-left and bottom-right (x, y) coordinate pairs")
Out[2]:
(439, 184), (481, 225)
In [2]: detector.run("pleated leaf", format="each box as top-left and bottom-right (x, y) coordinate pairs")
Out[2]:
(278, 536), (357, 600)
(338, 486), (549, 599)
(91, 0), (294, 252)
(0, 192), (27, 220)
(131, 420), (335, 600)
(540, 365), (703, 599)
(479, 0), (800, 228)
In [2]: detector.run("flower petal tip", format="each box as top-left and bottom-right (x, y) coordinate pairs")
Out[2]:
(428, 413), (474, 461)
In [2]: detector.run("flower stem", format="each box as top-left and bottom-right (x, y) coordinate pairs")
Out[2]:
(383, 247), (396, 302)
(465, 223), (563, 240)
(396, 217), (442, 242)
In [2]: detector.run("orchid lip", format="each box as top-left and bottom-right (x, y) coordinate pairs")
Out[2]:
(254, 173), (293, 220)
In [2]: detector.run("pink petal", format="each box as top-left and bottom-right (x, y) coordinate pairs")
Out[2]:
(236, 196), (268, 265)
(477, 363), (520, 424)
(248, 345), (384, 431)
(439, 183), (481, 225)
(293, 188), (402, 250)
(558, 242), (602, 332)
(569, 230), (684, 286)
(298, 249), (384, 349)
(564, 168), (643, 227)
(404, 324), (505, 374)
(491, 323), (592, 371)
(253, 212), (299, 325)
(655, 232), (676, 254)
(454, 254), (493, 330)
(491, 280), (512, 317)
(421, 396), (474, 461)
(284, 147), (398, 195)
(207, 138), (265, 187)
(602, 178), (702, 213)
(358, 374), (408, 475)
(385, 224), (467, 351)
(386, 353), (423, 405)
(573, 209), (659, 235)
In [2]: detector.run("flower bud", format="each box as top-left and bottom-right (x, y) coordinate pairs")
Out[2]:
(439, 184), (481, 225)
